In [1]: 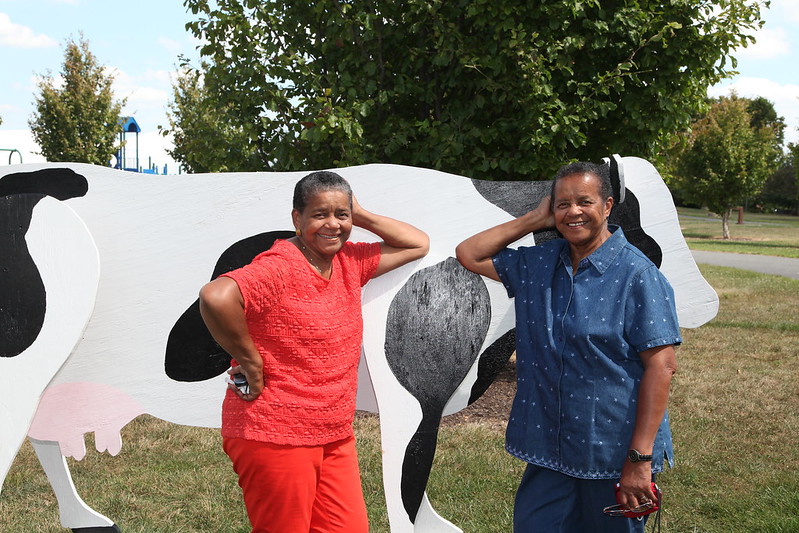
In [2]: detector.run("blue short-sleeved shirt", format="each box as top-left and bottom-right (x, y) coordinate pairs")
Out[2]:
(493, 226), (681, 479)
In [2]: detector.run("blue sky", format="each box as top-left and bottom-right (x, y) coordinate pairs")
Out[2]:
(0, 0), (797, 169)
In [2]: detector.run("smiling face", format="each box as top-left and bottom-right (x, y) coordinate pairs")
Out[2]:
(291, 189), (353, 259)
(552, 172), (614, 260)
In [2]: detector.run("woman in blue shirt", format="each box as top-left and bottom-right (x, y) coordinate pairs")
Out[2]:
(456, 162), (681, 532)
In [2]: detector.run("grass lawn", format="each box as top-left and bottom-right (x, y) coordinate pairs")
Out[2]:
(2, 264), (797, 532)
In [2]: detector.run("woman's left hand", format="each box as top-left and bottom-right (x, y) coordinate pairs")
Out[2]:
(617, 462), (658, 510)
(348, 193), (429, 277)
(351, 195), (365, 226)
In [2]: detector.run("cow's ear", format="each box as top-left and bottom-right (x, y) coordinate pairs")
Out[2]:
(609, 190), (663, 268)
(602, 154), (626, 205)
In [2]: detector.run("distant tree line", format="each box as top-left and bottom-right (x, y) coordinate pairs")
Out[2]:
(23, 0), (797, 232)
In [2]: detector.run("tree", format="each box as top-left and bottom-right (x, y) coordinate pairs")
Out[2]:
(29, 35), (125, 165)
(160, 66), (259, 173)
(674, 94), (782, 238)
(755, 151), (797, 214)
(747, 96), (786, 147)
(176, 0), (765, 179)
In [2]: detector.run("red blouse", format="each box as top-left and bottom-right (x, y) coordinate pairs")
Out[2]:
(219, 239), (380, 446)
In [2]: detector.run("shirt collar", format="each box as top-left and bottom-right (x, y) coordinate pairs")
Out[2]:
(558, 225), (627, 274)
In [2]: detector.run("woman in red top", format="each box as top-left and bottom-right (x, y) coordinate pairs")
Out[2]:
(199, 171), (429, 533)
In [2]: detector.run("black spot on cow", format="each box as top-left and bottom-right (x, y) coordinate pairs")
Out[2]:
(0, 194), (47, 358)
(0, 167), (88, 200)
(164, 231), (294, 382)
(609, 190), (662, 268)
(0, 168), (90, 358)
(468, 328), (516, 405)
(471, 178), (560, 244)
(383, 258), (491, 522)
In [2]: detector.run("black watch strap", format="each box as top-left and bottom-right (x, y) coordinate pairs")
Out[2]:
(628, 449), (653, 462)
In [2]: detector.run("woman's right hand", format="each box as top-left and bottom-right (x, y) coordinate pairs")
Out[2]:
(227, 366), (263, 401)
(455, 195), (555, 281)
(531, 195), (555, 229)
(199, 277), (265, 401)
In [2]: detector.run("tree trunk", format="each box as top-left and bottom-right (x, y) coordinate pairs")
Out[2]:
(722, 209), (731, 239)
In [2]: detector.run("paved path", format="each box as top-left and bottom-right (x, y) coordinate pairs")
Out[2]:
(691, 250), (799, 280)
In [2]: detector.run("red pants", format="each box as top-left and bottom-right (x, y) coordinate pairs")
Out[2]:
(223, 436), (369, 533)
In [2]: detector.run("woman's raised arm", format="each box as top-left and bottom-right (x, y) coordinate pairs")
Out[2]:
(351, 196), (430, 277)
(456, 197), (554, 282)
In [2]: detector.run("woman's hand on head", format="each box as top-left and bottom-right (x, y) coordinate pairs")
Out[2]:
(532, 195), (555, 229)
(351, 195), (366, 227)
(347, 193), (429, 276)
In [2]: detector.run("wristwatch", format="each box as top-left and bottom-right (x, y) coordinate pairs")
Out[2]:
(628, 449), (653, 462)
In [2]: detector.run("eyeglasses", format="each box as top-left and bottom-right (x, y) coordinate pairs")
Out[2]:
(603, 482), (662, 519)
(603, 500), (657, 518)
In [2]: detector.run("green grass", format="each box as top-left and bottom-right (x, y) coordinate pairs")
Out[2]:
(677, 207), (799, 258)
(663, 266), (799, 533)
(2, 213), (798, 532)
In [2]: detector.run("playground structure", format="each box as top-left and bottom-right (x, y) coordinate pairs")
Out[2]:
(0, 117), (174, 173)
(113, 116), (172, 175)
(0, 148), (23, 165)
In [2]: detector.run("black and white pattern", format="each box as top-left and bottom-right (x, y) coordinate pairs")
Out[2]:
(0, 159), (717, 532)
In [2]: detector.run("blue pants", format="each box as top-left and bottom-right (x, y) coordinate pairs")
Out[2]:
(513, 465), (650, 533)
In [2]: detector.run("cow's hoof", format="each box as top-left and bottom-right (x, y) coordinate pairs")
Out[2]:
(72, 525), (121, 533)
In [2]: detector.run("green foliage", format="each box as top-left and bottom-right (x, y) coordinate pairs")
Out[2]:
(28, 35), (125, 165)
(755, 151), (798, 214)
(673, 94), (782, 238)
(159, 66), (260, 173)
(177, 0), (765, 179)
(747, 95), (786, 146)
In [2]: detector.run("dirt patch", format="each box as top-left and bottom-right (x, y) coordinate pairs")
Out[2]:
(356, 357), (517, 431)
(440, 357), (516, 431)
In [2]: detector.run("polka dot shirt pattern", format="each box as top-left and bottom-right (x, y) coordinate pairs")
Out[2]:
(493, 226), (681, 479)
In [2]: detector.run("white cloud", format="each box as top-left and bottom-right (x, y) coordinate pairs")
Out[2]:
(157, 36), (183, 54)
(110, 68), (172, 129)
(143, 68), (174, 85)
(772, 0), (799, 23)
(0, 13), (57, 48)
(709, 77), (799, 146)
(735, 26), (790, 60)
(123, 86), (171, 113)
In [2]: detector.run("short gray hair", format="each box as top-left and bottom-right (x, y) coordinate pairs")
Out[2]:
(549, 161), (612, 210)
(292, 171), (353, 212)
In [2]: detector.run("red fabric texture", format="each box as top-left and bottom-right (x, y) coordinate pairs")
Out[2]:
(223, 436), (369, 533)
(220, 239), (381, 446)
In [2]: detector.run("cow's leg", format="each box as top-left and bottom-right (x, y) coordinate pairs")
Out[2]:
(29, 438), (120, 532)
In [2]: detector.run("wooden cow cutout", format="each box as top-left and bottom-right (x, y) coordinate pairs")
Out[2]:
(0, 158), (718, 532)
